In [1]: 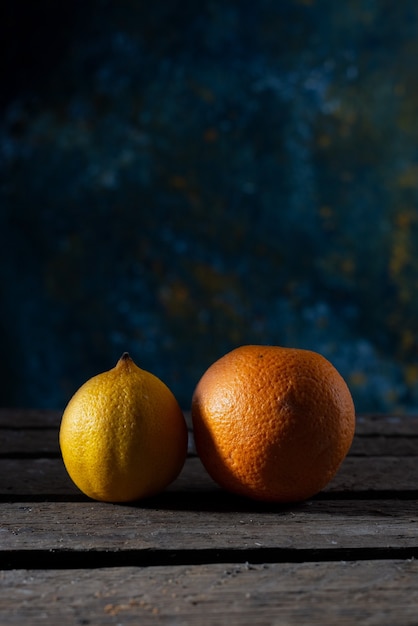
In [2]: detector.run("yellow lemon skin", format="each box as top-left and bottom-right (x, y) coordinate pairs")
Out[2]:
(59, 353), (188, 502)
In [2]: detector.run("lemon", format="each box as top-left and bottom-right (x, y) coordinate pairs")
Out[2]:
(59, 352), (188, 502)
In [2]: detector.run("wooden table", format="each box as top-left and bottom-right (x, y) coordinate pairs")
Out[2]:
(1, 409), (418, 625)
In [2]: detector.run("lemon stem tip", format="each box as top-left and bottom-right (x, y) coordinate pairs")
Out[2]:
(117, 352), (133, 367)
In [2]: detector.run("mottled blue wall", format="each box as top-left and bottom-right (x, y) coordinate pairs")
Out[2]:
(2, 0), (418, 413)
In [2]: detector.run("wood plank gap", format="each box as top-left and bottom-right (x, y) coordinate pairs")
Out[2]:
(0, 494), (90, 503)
(348, 454), (418, 458)
(314, 489), (418, 501)
(0, 489), (417, 504)
(2, 546), (418, 571)
(0, 452), (196, 461)
(0, 452), (61, 460)
(0, 426), (59, 431)
(355, 433), (418, 439)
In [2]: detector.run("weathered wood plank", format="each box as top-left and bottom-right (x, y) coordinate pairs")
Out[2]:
(1, 409), (417, 625)
(0, 410), (192, 429)
(349, 435), (418, 457)
(355, 414), (418, 435)
(0, 409), (62, 428)
(1, 560), (418, 625)
(1, 454), (418, 498)
(1, 429), (195, 458)
(1, 497), (418, 554)
(1, 430), (60, 457)
(2, 429), (418, 458)
(2, 422), (418, 458)
(2, 409), (418, 436)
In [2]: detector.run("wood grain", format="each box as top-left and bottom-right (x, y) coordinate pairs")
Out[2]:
(1, 453), (418, 499)
(2, 409), (418, 434)
(2, 429), (417, 457)
(0, 409), (62, 428)
(1, 410), (418, 625)
(1, 560), (418, 625)
(1, 498), (418, 556)
(3, 411), (418, 459)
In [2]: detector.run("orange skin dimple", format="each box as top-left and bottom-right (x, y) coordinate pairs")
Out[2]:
(191, 345), (355, 503)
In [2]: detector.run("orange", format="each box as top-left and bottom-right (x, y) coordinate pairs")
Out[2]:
(59, 353), (188, 502)
(191, 345), (355, 502)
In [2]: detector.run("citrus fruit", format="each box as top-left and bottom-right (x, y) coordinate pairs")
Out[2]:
(191, 345), (355, 503)
(59, 352), (188, 502)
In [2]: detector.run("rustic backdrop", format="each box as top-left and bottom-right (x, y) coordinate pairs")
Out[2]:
(1, 1), (418, 413)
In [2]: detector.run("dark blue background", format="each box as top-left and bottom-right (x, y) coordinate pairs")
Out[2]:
(2, 0), (418, 413)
